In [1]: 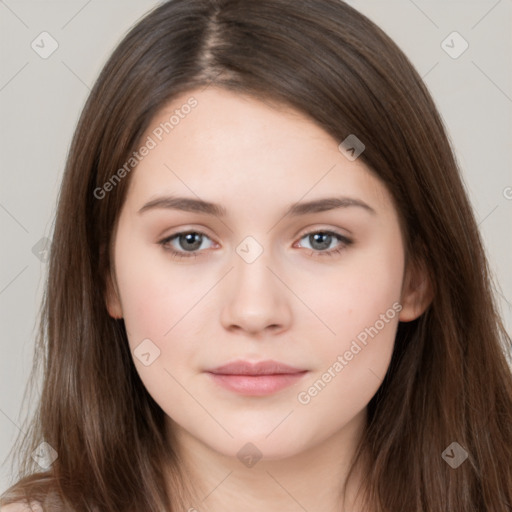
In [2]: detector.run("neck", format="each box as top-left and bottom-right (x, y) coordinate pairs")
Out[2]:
(164, 408), (369, 512)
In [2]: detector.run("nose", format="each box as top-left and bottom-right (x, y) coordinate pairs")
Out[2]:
(220, 247), (292, 336)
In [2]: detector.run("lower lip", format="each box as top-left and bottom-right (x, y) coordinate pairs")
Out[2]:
(207, 372), (308, 396)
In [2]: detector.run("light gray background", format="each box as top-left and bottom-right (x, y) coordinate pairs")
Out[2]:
(1, 0), (511, 494)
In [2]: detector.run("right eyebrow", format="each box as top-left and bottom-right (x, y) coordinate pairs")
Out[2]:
(138, 196), (227, 217)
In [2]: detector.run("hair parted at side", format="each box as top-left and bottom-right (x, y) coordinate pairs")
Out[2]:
(2, 0), (511, 510)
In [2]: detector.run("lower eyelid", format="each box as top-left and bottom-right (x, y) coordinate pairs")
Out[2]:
(160, 230), (351, 255)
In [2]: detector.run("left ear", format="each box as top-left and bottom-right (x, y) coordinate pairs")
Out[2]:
(399, 257), (434, 322)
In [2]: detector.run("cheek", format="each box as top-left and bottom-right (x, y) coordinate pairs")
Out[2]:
(293, 233), (403, 405)
(113, 241), (209, 415)
(118, 269), (178, 345)
(113, 236), (206, 371)
(297, 232), (404, 346)
(114, 229), (185, 328)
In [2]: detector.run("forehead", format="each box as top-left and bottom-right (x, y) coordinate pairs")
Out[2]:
(124, 87), (391, 215)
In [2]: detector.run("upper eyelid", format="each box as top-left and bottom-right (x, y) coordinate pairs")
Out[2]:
(160, 227), (351, 248)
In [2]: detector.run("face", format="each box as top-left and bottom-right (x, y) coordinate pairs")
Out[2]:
(106, 87), (427, 461)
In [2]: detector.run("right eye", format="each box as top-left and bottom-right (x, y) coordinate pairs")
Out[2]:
(158, 231), (216, 259)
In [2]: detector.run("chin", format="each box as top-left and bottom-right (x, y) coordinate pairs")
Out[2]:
(208, 429), (310, 463)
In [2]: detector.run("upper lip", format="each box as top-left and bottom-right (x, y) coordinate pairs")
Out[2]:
(207, 360), (307, 376)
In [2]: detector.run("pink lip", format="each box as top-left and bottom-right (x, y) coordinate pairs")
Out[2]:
(206, 360), (308, 396)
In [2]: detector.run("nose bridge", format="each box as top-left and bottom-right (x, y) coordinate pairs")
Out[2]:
(232, 234), (278, 301)
(220, 234), (291, 333)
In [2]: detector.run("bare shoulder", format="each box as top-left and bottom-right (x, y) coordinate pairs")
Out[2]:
(1, 501), (43, 512)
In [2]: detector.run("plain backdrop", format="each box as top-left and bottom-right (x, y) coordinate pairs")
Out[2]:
(1, 0), (511, 494)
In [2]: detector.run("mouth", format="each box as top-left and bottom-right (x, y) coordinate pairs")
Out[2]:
(205, 360), (308, 396)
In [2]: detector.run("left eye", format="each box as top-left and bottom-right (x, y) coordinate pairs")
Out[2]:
(158, 229), (352, 259)
(297, 231), (349, 252)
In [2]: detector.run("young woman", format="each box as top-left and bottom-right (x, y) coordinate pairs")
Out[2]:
(2, 0), (511, 510)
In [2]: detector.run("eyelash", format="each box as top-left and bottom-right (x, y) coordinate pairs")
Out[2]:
(157, 229), (353, 260)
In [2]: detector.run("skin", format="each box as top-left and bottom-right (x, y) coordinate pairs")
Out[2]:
(106, 87), (431, 512)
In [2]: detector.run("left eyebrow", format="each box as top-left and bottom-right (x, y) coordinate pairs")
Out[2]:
(137, 195), (377, 217)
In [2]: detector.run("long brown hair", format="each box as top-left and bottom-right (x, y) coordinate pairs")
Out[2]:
(2, 0), (511, 510)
